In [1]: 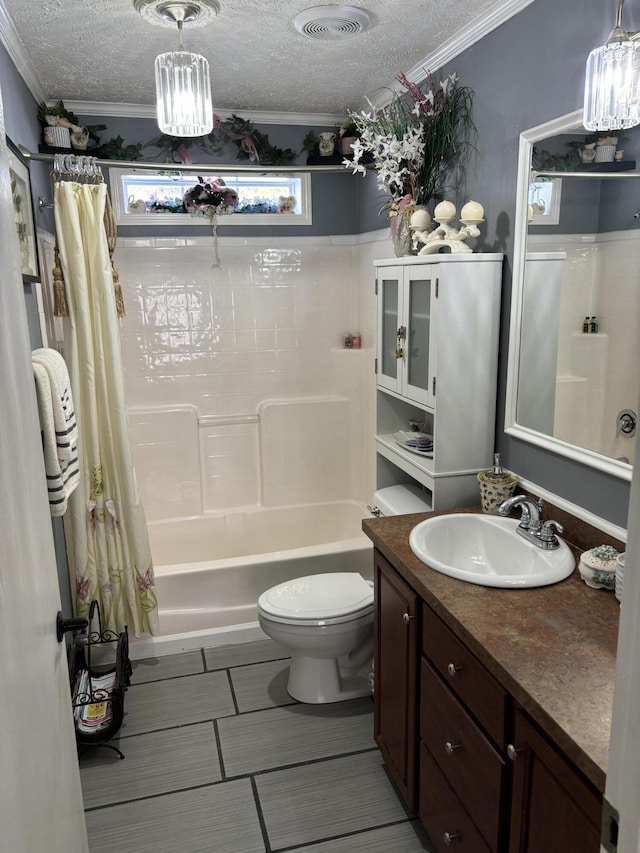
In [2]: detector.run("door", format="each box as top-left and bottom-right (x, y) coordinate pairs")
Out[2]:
(403, 265), (436, 408)
(374, 550), (419, 812)
(376, 266), (402, 394)
(508, 709), (600, 853)
(0, 111), (89, 847)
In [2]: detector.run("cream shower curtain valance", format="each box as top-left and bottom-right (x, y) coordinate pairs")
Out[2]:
(55, 180), (158, 636)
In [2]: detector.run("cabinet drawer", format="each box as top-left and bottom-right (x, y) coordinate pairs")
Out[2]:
(419, 743), (493, 853)
(422, 604), (507, 746)
(421, 659), (505, 851)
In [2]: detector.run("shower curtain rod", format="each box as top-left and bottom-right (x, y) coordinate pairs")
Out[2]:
(18, 146), (349, 175)
(533, 169), (640, 179)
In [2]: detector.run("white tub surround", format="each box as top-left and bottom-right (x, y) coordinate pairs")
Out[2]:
(130, 500), (373, 658)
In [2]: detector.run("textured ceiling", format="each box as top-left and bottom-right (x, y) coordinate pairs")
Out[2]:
(3, 0), (502, 115)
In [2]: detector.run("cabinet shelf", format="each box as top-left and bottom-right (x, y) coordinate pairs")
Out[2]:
(376, 434), (434, 482)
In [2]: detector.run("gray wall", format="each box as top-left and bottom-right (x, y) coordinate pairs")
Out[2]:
(434, 0), (632, 527)
(1, 44), (73, 619)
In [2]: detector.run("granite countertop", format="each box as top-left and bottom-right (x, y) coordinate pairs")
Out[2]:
(363, 506), (622, 793)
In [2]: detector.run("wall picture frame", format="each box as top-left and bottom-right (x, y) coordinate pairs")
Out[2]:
(7, 140), (38, 278)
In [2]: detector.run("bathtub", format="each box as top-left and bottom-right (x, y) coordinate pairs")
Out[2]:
(130, 500), (373, 658)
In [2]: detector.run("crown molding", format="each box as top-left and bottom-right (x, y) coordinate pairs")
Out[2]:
(0, 1), (46, 104)
(56, 100), (349, 127)
(366, 0), (535, 109)
(0, 0), (532, 120)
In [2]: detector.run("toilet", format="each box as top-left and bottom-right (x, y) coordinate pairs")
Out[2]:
(257, 484), (432, 703)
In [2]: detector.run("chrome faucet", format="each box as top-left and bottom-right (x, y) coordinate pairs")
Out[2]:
(498, 495), (564, 550)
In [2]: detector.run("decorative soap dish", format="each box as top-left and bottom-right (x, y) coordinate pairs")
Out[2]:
(578, 545), (619, 591)
(393, 431), (434, 456)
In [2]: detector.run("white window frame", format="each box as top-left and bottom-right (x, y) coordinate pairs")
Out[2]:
(528, 177), (562, 226)
(109, 168), (312, 226)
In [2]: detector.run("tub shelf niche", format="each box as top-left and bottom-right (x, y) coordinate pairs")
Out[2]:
(69, 600), (131, 757)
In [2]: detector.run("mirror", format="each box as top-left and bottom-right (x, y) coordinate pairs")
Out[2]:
(506, 109), (639, 482)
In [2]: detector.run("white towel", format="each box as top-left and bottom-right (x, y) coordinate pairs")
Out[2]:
(31, 348), (77, 461)
(32, 355), (80, 516)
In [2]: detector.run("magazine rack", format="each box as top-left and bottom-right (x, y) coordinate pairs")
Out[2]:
(69, 600), (131, 758)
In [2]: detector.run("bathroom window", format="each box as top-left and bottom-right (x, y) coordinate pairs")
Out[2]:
(109, 169), (312, 225)
(528, 178), (562, 226)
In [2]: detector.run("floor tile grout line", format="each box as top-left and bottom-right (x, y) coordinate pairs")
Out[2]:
(226, 667), (240, 716)
(250, 775), (273, 853)
(131, 654), (292, 685)
(112, 717), (237, 741)
(225, 745), (380, 782)
(270, 817), (422, 853)
(83, 778), (235, 812)
(213, 718), (227, 781)
(81, 746), (381, 812)
(205, 654), (292, 673)
(108, 696), (371, 740)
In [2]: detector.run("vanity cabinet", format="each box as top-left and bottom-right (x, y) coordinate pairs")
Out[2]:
(374, 550), (420, 811)
(508, 709), (601, 852)
(374, 255), (502, 510)
(373, 550), (603, 853)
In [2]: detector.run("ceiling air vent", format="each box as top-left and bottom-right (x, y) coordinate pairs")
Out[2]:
(293, 5), (372, 41)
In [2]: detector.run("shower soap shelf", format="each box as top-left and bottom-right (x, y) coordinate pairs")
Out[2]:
(69, 599), (131, 758)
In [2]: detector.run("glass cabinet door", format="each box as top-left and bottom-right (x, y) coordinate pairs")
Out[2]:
(377, 271), (401, 392)
(403, 269), (435, 407)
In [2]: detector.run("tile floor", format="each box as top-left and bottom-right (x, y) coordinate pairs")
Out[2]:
(79, 638), (434, 853)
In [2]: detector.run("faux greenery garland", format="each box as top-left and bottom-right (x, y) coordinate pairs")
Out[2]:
(37, 100), (297, 165)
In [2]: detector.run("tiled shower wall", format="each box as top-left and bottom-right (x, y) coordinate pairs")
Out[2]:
(117, 235), (383, 522)
(528, 232), (640, 464)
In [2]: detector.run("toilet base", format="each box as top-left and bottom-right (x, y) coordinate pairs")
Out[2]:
(286, 654), (373, 704)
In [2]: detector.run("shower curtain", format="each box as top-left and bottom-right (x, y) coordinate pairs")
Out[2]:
(55, 179), (158, 636)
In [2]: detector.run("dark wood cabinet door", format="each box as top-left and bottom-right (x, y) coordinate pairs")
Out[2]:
(509, 709), (601, 853)
(374, 551), (419, 811)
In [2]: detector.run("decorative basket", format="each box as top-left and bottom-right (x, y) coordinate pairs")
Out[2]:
(44, 125), (71, 148)
(594, 145), (616, 163)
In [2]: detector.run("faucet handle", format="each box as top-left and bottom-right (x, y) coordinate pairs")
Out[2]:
(539, 519), (564, 548)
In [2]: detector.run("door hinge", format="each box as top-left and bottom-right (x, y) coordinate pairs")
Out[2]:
(601, 797), (619, 853)
(432, 376), (436, 396)
(374, 357), (378, 374)
(375, 278), (378, 295)
(435, 278), (439, 298)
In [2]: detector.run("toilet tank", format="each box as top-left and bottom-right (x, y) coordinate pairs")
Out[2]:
(372, 484), (432, 516)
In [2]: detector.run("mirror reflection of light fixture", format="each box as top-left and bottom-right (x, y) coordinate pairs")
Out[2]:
(135, 0), (218, 137)
(584, 0), (640, 131)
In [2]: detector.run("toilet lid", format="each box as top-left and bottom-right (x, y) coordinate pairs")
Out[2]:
(258, 573), (373, 620)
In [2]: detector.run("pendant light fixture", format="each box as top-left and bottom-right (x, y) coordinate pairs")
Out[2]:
(135, 0), (219, 136)
(583, 0), (640, 131)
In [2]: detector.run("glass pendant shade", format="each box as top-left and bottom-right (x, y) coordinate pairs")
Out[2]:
(583, 38), (640, 131)
(155, 49), (213, 136)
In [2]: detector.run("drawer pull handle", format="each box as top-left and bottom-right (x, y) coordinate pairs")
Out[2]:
(443, 831), (458, 845)
(402, 612), (414, 625)
(507, 744), (521, 762)
(445, 741), (461, 755)
(447, 663), (461, 677)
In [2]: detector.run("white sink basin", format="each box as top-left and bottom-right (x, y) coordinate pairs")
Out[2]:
(409, 513), (575, 588)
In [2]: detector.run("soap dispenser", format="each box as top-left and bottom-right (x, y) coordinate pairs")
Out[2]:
(476, 453), (519, 514)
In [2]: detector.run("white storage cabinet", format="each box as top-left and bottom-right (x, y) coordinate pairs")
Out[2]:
(375, 254), (503, 510)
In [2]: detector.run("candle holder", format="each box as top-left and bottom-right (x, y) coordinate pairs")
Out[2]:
(411, 200), (485, 255)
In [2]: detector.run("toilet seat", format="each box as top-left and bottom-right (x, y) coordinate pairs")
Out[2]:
(258, 572), (374, 626)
